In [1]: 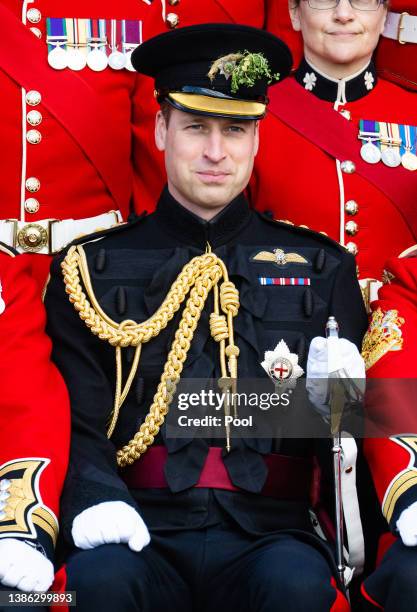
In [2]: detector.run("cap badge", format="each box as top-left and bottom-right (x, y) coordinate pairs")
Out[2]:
(207, 51), (280, 94)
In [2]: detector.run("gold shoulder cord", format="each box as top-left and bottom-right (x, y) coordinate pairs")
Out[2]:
(62, 244), (240, 467)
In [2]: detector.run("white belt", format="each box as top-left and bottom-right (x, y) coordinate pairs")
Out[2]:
(341, 434), (365, 577)
(359, 278), (382, 313)
(383, 11), (417, 45)
(0, 211), (122, 254)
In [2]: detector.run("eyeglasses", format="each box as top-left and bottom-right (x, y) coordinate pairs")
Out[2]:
(303, 0), (384, 10)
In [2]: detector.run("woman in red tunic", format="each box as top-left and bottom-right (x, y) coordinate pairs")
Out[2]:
(251, 0), (417, 301)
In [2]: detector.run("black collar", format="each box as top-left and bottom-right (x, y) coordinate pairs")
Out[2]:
(295, 58), (377, 103)
(154, 186), (252, 249)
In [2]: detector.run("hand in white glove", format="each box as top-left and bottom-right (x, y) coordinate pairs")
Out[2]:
(397, 501), (417, 546)
(306, 336), (365, 414)
(72, 501), (150, 552)
(0, 538), (54, 592)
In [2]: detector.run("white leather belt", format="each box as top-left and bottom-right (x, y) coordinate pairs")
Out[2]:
(0, 211), (122, 254)
(383, 11), (417, 45)
(359, 278), (382, 313)
(341, 434), (365, 578)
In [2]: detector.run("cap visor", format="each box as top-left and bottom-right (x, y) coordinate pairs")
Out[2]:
(168, 93), (266, 119)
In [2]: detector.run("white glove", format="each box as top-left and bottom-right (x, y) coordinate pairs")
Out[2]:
(397, 501), (417, 546)
(72, 501), (150, 552)
(0, 538), (54, 592)
(306, 336), (365, 413)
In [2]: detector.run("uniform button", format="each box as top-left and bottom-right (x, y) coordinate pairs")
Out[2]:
(27, 8), (41, 23)
(27, 110), (42, 126)
(30, 27), (42, 39)
(345, 220), (358, 236)
(345, 241), (358, 256)
(345, 200), (358, 215)
(24, 198), (40, 214)
(166, 13), (179, 28)
(26, 129), (42, 144)
(25, 177), (40, 193)
(26, 90), (41, 106)
(341, 160), (356, 174)
(168, 0), (180, 4)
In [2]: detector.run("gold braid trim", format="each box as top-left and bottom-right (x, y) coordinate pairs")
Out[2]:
(361, 308), (404, 371)
(62, 244), (239, 467)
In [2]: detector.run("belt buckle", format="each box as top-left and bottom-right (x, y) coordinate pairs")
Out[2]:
(16, 222), (49, 253)
(398, 12), (409, 45)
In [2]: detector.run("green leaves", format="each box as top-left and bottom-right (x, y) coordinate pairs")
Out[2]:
(207, 51), (280, 94)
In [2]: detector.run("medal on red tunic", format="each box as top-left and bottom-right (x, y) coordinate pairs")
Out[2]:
(46, 18), (68, 70)
(108, 19), (125, 70)
(123, 20), (142, 72)
(358, 120), (381, 164)
(380, 122), (402, 168)
(86, 19), (108, 72)
(400, 124), (417, 172)
(66, 18), (87, 71)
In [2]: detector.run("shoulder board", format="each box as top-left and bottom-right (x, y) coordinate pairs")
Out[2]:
(70, 211), (148, 248)
(257, 211), (348, 253)
(0, 242), (18, 257)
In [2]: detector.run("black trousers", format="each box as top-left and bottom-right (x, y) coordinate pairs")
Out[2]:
(362, 538), (417, 611)
(63, 520), (344, 612)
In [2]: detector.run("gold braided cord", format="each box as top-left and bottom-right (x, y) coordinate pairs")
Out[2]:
(61, 244), (240, 467)
(107, 342), (142, 439)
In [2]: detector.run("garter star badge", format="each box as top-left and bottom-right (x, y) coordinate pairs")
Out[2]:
(261, 340), (304, 387)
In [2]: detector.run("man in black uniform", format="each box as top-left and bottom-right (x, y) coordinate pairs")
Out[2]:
(45, 24), (367, 611)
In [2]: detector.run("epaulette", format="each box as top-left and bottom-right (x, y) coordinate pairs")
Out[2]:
(0, 242), (18, 257)
(71, 211), (148, 249)
(257, 211), (348, 253)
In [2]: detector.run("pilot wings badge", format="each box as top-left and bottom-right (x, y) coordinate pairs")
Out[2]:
(252, 248), (309, 267)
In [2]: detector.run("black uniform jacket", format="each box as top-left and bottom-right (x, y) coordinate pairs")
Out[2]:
(45, 188), (368, 545)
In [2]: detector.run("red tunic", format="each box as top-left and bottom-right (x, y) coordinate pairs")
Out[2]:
(1, 0), (268, 287)
(0, 245), (70, 556)
(363, 254), (417, 532)
(250, 61), (417, 282)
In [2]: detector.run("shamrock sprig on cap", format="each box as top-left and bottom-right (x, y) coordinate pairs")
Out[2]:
(207, 51), (280, 94)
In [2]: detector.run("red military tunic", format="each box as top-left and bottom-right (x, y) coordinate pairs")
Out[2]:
(250, 60), (417, 285)
(0, 0), (270, 288)
(361, 252), (417, 608)
(363, 253), (417, 533)
(0, 244), (70, 559)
